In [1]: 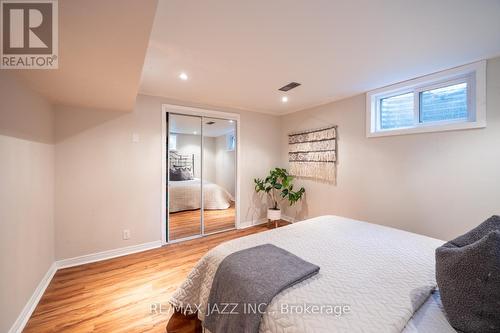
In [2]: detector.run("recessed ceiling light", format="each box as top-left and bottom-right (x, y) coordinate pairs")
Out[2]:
(179, 72), (188, 81)
(193, 131), (197, 135)
(228, 120), (234, 123)
(281, 96), (288, 103)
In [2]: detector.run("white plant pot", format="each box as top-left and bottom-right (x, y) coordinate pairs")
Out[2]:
(267, 208), (281, 221)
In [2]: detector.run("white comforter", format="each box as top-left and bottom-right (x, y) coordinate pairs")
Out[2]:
(169, 179), (234, 213)
(403, 290), (456, 333)
(170, 215), (445, 333)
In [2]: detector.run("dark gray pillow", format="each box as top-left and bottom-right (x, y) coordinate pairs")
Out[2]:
(436, 215), (500, 333)
(169, 167), (193, 181)
(179, 168), (193, 180)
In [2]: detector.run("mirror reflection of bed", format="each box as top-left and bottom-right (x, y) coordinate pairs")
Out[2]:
(168, 114), (236, 241)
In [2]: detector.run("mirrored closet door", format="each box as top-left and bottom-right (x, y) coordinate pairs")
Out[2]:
(167, 113), (237, 242)
(203, 117), (236, 234)
(167, 114), (202, 241)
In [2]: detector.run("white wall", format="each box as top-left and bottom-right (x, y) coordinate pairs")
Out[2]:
(203, 136), (216, 183)
(280, 57), (500, 241)
(173, 133), (203, 179)
(0, 73), (55, 333)
(54, 103), (161, 260)
(54, 94), (281, 260)
(215, 135), (236, 197)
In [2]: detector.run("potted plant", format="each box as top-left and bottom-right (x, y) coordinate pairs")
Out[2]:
(254, 168), (305, 222)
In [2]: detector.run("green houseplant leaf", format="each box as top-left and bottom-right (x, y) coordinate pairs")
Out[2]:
(254, 168), (305, 210)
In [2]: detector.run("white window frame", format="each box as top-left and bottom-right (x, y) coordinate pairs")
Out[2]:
(366, 60), (486, 137)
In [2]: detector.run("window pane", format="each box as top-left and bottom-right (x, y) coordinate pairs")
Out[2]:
(380, 92), (414, 130)
(420, 82), (467, 123)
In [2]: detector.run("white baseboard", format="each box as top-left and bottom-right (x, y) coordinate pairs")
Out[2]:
(8, 240), (163, 333)
(239, 216), (299, 229)
(282, 215), (297, 223)
(238, 218), (267, 229)
(56, 240), (163, 269)
(8, 262), (57, 333)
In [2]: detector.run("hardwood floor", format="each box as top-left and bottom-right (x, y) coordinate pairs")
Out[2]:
(23, 223), (288, 333)
(169, 204), (235, 240)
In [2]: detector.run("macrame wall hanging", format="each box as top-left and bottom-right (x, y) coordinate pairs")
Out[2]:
(288, 126), (337, 183)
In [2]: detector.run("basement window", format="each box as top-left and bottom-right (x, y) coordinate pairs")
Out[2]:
(366, 61), (486, 137)
(226, 132), (236, 151)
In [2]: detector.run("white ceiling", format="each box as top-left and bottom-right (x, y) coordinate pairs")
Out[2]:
(140, 0), (500, 115)
(170, 114), (235, 137)
(13, 0), (158, 111)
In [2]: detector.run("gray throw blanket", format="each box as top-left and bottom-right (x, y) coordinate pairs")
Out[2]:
(203, 244), (320, 333)
(436, 215), (500, 333)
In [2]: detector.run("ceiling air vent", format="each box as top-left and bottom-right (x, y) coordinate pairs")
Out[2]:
(279, 82), (301, 92)
(206, 121), (216, 125)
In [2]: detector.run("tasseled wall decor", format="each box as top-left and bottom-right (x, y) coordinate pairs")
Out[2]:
(288, 126), (337, 182)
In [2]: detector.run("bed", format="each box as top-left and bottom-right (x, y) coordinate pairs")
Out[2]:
(169, 179), (234, 213)
(170, 215), (457, 332)
(168, 151), (234, 213)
